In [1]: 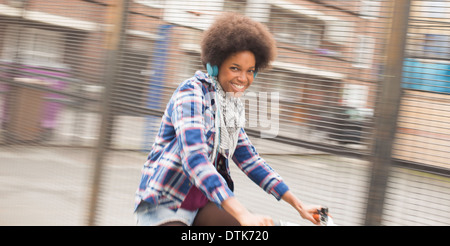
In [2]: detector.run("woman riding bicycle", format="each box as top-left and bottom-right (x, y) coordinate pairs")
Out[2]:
(135, 13), (322, 226)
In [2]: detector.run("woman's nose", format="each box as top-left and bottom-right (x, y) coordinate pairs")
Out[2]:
(237, 71), (248, 83)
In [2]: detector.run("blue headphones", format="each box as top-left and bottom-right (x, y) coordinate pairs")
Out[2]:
(206, 63), (257, 78)
(206, 63), (219, 77)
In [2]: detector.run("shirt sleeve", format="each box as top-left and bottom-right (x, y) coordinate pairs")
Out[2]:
(171, 80), (234, 207)
(232, 128), (289, 200)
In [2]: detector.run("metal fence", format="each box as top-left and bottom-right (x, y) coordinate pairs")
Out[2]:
(0, 0), (449, 226)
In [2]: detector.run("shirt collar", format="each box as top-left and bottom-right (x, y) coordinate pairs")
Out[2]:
(194, 70), (214, 85)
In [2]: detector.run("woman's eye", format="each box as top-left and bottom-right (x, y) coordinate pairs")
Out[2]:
(230, 67), (239, 71)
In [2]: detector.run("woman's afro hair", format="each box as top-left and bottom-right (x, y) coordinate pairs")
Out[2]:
(201, 12), (277, 72)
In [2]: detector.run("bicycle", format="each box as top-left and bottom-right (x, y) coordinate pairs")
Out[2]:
(275, 207), (338, 226)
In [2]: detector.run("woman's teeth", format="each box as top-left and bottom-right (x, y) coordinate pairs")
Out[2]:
(232, 83), (244, 89)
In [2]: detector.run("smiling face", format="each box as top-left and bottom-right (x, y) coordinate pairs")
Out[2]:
(217, 50), (256, 96)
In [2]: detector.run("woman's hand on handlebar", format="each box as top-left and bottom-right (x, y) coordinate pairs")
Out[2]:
(281, 190), (322, 225)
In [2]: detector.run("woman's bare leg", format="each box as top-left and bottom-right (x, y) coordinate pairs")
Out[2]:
(160, 221), (187, 226)
(193, 202), (240, 226)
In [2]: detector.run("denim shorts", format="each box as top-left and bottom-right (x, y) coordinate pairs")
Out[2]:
(135, 201), (199, 226)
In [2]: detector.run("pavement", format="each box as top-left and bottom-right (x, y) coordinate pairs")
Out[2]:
(1, 143), (449, 226)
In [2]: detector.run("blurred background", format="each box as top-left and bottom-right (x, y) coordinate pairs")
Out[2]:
(0, 0), (449, 226)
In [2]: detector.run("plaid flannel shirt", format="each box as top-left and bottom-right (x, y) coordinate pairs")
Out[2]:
(135, 71), (289, 210)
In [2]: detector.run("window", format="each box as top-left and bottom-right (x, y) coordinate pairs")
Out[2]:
(177, 53), (203, 86)
(324, 19), (354, 45)
(162, 0), (222, 30)
(424, 34), (450, 59)
(135, 0), (165, 8)
(354, 35), (375, 68)
(223, 0), (247, 14)
(359, 0), (381, 19)
(269, 6), (323, 50)
(258, 70), (303, 103)
(406, 33), (450, 59)
(1, 26), (65, 68)
(342, 84), (369, 109)
(422, 1), (450, 19)
(177, 28), (203, 85)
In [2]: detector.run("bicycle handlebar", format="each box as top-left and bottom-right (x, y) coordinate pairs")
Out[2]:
(275, 207), (338, 226)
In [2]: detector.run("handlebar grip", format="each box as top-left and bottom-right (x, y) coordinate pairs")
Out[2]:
(313, 213), (321, 222)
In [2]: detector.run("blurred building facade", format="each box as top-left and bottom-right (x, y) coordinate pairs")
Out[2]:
(3, 0), (448, 165)
(0, 0), (387, 148)
(394, 0), (450, 168)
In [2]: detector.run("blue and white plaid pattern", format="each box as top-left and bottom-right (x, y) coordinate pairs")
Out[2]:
(135, 71), (289, 210)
